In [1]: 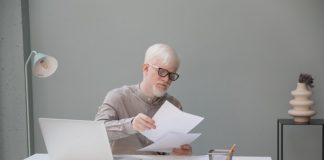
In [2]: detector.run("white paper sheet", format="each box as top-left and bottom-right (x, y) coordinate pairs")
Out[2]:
(138, 132), (201, 152)
(141, 101), (204, 142)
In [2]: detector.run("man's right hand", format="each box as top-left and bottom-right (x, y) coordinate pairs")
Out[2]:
(132, 113), (156, 132)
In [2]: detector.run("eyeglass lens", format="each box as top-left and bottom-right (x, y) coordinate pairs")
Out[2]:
(158, 68), (179, 81)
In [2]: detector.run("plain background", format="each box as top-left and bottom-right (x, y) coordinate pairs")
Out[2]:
(1, 0), (324, 160)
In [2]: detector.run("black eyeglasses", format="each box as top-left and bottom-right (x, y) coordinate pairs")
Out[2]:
(148, 64), (179, 81)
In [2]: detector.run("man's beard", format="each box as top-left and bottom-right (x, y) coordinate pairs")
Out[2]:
(152, 86), (167, 97)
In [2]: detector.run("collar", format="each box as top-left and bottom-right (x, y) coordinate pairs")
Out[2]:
(136, 83), (167, 105)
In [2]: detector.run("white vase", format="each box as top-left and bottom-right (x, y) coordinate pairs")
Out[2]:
(288, 83), (316, 123)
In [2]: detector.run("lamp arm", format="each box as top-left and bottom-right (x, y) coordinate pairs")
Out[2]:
(25, 51), (37, 69)
(24, 50), (37, 156)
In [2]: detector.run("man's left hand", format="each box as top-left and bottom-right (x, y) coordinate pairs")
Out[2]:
(171, 144), (192, 155)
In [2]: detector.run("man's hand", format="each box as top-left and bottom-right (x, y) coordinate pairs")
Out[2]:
(132, 113), (156, 132)
(171, 144), (192, 155)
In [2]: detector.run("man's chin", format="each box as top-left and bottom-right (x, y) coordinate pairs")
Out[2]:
(153, 88), (167, 97)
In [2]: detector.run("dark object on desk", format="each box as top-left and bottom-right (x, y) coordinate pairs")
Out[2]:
(208, 144), (236, 160)
(277, 119), (324, 160)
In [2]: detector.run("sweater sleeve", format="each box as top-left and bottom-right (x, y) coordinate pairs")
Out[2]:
(95, 91), (137, 140)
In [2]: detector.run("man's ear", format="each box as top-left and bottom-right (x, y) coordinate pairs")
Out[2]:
(143, 64), (149, 75)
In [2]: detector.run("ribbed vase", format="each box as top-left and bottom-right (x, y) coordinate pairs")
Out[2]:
(288, 83), (315, 123)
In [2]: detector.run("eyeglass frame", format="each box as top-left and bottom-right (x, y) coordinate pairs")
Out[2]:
(147, 63), (180, 81)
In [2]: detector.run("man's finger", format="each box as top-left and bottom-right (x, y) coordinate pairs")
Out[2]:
(139, 113), (155, 124)
(139, 114), (156, 129)
(172, 144), (192, 155)
(181, 144), (191, 150)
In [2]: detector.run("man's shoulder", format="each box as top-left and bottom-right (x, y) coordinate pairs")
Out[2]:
(103, 84), (137, 103)
(107, 84), (137, 96)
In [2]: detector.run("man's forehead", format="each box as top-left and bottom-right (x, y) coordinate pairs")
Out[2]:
(149, 55), (178, 70)
(157, 62), (178, 72)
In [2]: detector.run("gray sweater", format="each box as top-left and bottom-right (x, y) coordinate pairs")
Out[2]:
(95, 84), (181, 155)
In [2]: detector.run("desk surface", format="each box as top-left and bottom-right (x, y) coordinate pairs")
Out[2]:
(24, 154), (272, 160)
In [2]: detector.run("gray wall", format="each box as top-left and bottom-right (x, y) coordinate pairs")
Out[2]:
(0, 0), (28, 160)
(2, 0), (323, 160)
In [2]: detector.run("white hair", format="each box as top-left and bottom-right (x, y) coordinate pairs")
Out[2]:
(144, 43), (180, 69)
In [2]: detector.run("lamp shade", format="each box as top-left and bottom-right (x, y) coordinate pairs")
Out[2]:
(32, 53), (58, 78)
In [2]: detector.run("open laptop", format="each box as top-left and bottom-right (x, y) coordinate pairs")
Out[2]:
(39, 118), (114, 160)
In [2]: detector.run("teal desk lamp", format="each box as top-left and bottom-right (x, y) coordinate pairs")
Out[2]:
(24, 51), (58, 156)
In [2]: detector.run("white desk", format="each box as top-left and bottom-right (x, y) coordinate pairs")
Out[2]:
(24, 154), (272, 160)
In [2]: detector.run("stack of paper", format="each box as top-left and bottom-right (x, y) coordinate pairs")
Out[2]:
(139, 101), (204, 153)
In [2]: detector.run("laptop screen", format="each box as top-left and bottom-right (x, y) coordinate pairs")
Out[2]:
(39, 118), (113, 160)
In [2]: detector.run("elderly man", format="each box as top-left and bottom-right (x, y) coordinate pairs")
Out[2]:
(95, 43), (192, 155)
